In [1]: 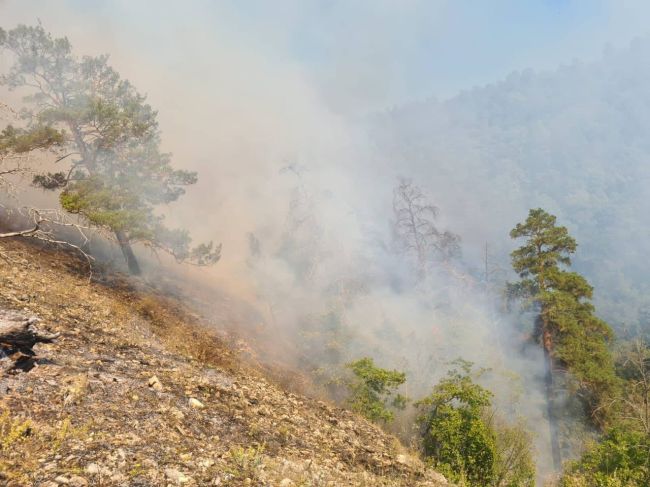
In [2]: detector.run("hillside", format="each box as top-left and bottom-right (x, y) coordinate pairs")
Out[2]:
(0, 238), (449, 487)
(372, 40), (650, 334)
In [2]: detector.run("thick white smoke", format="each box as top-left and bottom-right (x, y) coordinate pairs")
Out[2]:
(5, 1), (650, 483)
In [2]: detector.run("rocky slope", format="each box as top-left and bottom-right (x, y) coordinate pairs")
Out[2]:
(0, 238), (449, 487)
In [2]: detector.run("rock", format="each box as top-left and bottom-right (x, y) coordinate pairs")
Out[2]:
(165, 468), (190, 484)
(396, 454), (419, 468)
(148, 375), (163, 391)
(68, 475), (88, 487)
(170, 407), (185, 419)
(54, 476), (69, 484)
(426, 470), (448, 484)
(188, 397), (205, 409)
(279, 479), (294, 487)
(199, 458), (215, 468)
(85, 463), (100, 475)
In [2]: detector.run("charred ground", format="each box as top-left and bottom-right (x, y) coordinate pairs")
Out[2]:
(0, 238), (449, 486)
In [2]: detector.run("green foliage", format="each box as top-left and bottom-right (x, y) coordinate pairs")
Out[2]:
(0, 124), (63, 155)
(0, 409), (32, 451)
(491, 418), (536, 487)
(510, 208), (577, 278)
(510, 208), (617, 423)
(345, 357), (407, 423)
(559, 338), (650, 485)
(226, 444), (266, 481)
(417, 361), (498, 486)
(0, 24), (219, 271)
(560, 428), (650, 486)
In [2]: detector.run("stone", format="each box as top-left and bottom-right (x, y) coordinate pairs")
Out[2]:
(188, 397), (205, 409)
(165, 468), (190, 484)
(68, 476), (88, 487)
(85, 463), (100, 475)
(148, 375), (163, 391)
(426, 470), (448, 484)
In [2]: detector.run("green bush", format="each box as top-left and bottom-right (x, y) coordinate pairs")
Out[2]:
(345, 357), (407, 423)
(417, 361), (497, 485)
(560, 427), (650, 487)
(491, 418), (535, 487)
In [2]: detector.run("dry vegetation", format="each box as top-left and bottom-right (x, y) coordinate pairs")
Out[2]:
(0, 238), (449, 486)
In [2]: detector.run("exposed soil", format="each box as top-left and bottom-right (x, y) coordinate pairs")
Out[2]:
(0, 238), (449, 487)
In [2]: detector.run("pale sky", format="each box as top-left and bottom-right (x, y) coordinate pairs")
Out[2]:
(4, 0), (650, 113)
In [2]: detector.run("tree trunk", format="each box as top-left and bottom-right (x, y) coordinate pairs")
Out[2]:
(537, 251), (561, 473)
(115, 229), (141, 275)
(543, 325), (562, 472)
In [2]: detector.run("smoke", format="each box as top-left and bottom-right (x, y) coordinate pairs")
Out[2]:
(4, 1), (650, 483)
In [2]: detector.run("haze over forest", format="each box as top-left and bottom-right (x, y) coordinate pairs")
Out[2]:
(2, 2), (650, 486)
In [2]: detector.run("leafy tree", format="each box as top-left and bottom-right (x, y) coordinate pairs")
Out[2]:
(491, 417), (536, 487)
(392, 178), (460, 277)
(417, 360), (498, 486)
(509, 208), (617, 469)
(560, 338), (650, 486)
(0, 24), (220, 274)
(560, 428), (650, 486)
(345, 357), (407, 423)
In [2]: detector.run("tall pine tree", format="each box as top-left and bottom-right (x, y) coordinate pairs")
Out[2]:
(509, 208), (617, 471)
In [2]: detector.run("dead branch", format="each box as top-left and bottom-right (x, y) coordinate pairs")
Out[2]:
(0, 207), (95, 279)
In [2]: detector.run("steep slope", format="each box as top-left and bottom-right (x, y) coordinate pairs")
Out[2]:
(0, 238), (448, 487)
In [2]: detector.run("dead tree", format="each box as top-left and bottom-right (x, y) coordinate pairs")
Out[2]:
(392, 178), (461, 278)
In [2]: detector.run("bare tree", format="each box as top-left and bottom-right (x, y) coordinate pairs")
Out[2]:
(392, 178), (460, 277)
(619, 338), (650, 435)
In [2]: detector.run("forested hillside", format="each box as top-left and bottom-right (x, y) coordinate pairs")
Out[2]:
(2, 7), (650, 486)
(373, 40), (650, 335)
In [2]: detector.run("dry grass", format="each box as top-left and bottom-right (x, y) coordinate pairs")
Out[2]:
(133, 294), (236, 370)
(0, 237), (450, 486)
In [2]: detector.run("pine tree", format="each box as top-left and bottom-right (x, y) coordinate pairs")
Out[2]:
(509, 208), (617, 470)
(345, 357), (407, 423)
(0, 25), (220, 274)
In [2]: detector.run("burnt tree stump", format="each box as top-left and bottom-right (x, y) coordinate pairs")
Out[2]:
(0, 310), (58, 373)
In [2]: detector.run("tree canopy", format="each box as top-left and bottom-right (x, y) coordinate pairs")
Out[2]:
(345, 357), (407, 423)
(0, 24), (220, 274)
(416, 360), (498, 486)
(510, 208), (617, 470)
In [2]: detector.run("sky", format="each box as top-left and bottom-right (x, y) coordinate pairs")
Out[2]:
(2, 0), (650, 283)
(5, 0), (650, 113)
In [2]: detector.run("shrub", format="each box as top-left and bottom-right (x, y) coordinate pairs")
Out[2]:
(416, 360), (497, 486)
(345, 357), (407, 423)
(560, 427), (650, 487)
